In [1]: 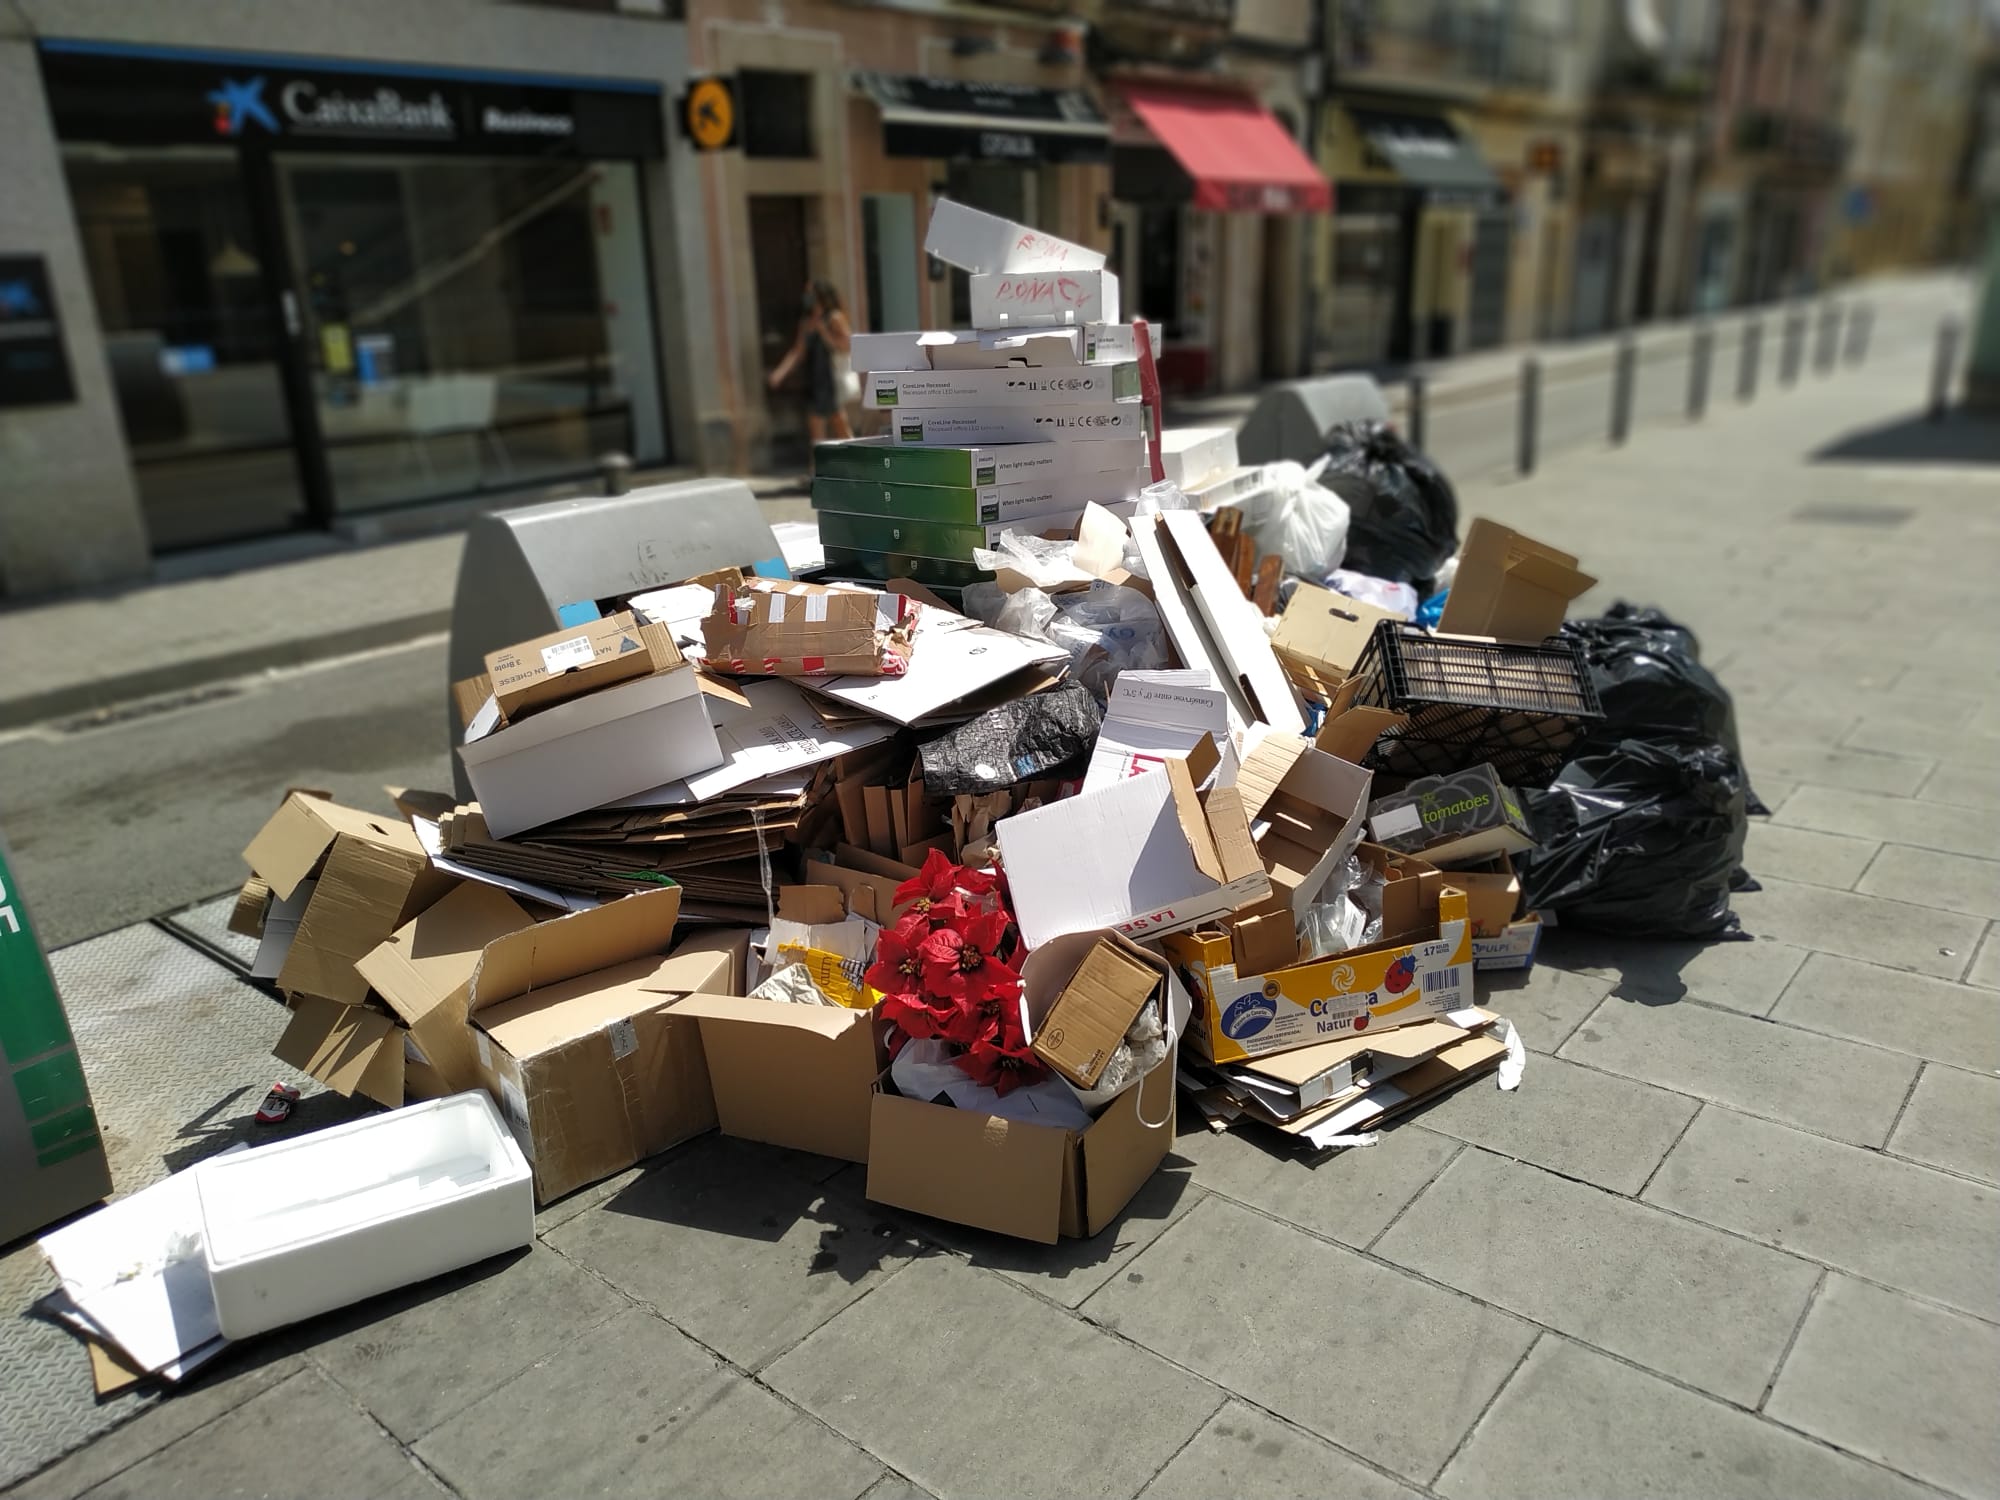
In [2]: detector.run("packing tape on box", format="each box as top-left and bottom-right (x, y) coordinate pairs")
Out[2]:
(767, 592), (787, 623)
(806, 594), (829, 623)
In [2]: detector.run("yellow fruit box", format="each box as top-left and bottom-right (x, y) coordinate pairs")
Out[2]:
(1163, 845), (1475, 1064)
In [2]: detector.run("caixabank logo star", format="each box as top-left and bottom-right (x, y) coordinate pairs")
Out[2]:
(208, 77), (278, 136)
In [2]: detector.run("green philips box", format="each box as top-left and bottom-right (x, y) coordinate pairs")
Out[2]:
(814, 434), (1148, 489)
(821, 544), (992, 591)
(811, 470), (1140, 527)
(1, 833), (111, 1245)
(816, 508), (1081, 560)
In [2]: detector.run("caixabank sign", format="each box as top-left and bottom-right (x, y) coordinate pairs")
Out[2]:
(1164, 889), (1475, 1065)
(39, 40), (663, 160)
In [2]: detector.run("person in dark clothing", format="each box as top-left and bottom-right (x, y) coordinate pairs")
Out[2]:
(768, 278), (854, 443)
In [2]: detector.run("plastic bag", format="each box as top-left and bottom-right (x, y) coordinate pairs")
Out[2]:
(962, 581), (1167, 703)
(1556, 602), (1767, 815)
(890, 1038), (1092, 1129)
(962, 580), (1058, 641)
(918, 683), (1101, 795)
(1324, 568), (1419, 620)
(1318, 421), (1461, 596)
(1515, 738), (1751, 939)
(1239, 461), (1351, 579)
(1299, 854), (1383, 960)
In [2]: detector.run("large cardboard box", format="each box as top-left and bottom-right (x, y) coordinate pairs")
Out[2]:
(483, 612), (680, 721)
(866, 361), (1139, 411)
(1271, 584), (1404, 705)
(1166, 846), (1475, 1063)
(866, 1061), (1174, 1244)
(448, 888), (717, 1202)
(1233, 727), (1373, 917)
(1031, 933), (1163, 1089)
(459, 661), (724, 840)
(702, 579), (918, 678)
(1472, 914), (1543, 971)
(997, 746), (1268, 948)
(923, 197), (1105, 275)
(1, 834), (112, 1245)
(1442, 855), (1523, 939)
(888, 403), (1144, 447)
(969, 267), (1120, 328)
(670, 993), (886, 1163)
(271, 994), (408, 1108)
(814, 433), (1146, 488)
(1437, 519), (1596, 642)
(274, 821), (455, 1009)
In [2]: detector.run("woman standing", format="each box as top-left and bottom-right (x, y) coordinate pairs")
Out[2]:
(768, 278), (855, 444)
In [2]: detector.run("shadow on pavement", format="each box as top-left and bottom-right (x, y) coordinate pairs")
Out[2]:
(1810, 409), (2000, 465)
(1533, 928), (1747, 1007)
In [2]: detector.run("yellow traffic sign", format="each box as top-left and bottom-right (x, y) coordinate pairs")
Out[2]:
(685, 77), (736, 152)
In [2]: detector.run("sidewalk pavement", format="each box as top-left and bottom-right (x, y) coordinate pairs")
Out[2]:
(5, 307), (1998, 1500)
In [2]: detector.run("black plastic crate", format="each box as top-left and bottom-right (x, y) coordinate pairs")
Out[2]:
(1347, 622), (1604, 787)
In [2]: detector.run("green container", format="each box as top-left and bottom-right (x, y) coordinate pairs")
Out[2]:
(821, 544), (992, 591)
(816, 509), (1007, 558)
(814, 434), (1147, 489)
(812, 474), (1109, 528)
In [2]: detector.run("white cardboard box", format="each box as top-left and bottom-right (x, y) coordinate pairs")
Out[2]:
(888, 402), (1144, 447)
(198, 1092), (532, 1338)
(459, 664), (725, 838)
(1160, 427), (1241, 490)
(970, 268), (1120, 328)
(997, 762), (1269, 949)
(866, 361), (1139, 411)
(1084, 669), (1234, 792)
(924, 197), (1106, 275)
(850, 327), (1084, 373)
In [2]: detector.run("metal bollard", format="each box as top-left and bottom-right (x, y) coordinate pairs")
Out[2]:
(1844, 303), (1873, 365)
(598, 451), (634, 496)
(1814, 302), (1842, 374)
(1780, 307), (1807, 386)
(1688, 320), (1714, 420)
(1610, 336), (1637, 445)
(1930, 318), (1963, 422)
(1407, 372), (1428, 454)
(1738, 317), (1763, 401)
(1517, 357), (1540, 476)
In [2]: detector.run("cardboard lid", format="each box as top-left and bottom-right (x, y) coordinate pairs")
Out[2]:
(673, 991), (875, 1038)
(459, 662), (699, 762)
(474, 958), (674, 1057)
(1437, 518), (1596, 642)
(356, 882), (535, 1029)
(272, 994), (404, 1106)
(467, 886), (681, 1012)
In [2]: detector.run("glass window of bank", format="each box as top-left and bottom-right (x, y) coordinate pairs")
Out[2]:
(40, 43), (669, 552)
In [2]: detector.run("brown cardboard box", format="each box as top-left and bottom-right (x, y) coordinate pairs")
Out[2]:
(702, 579), (918, 678)
(1232, 728), (1373, 917)
(865, 1062), (1175, 1244)
(1437, 519), (1596, 642)
(228, 877), (271, 939)
(1443, 855), (1523, 939)
(451, 887), (715, 1203)
(272, 994), (406, 1107)
(1271, 584), (1403, 704)
(482, 611), (681, 721)
(1031, 934), (1162, 1089)
(670, 994), (887, 1163)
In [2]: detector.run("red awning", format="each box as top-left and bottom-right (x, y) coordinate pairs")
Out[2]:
(1116, 82), (1331, 215)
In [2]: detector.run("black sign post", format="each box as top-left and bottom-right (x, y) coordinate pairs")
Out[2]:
(0, 256), (76, 408)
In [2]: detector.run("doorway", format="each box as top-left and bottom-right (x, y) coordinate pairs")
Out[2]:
(749, 194), (815, 462)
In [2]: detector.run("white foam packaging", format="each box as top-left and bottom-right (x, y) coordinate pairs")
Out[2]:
(197, 1092), (533, 1339)
(970, 268), (1120, 328)
(458, 663), (724, 838)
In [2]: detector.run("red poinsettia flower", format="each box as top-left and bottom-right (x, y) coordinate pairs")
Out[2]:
(863, 911), (933, 1001)
(954, 1016), (1047, 1096)
(879, 988), (959, 1041)
(894, 848), (970, 926)
(921, 910), (1019, 1010)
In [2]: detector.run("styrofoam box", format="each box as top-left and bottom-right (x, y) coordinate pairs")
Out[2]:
(198, 1091), (533, 1339)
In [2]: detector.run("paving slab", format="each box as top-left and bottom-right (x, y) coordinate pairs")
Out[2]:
(1557, 996), (1918, 1147)
(1085, 1195), (1535, 1484)
(765, 1256), (1217, 1500)
(1841, 715), (1999, 764)
(1967, 926), (2000, 990)
(1916, 761), (2000, 811)
(883, 1154), (1205, 1309)
(1773, 682), (1979, 734)
(415, 1307), (882, 1500)
(1735, 738), (1934, 797)
(1168, 1117), (1462, 1249)
(545, 1136), (928, 1370)
(75, 1368), (444, 1500)
(1437, 1335), (1937, 1500)
(1777, 784), (2000, 860)
(1855, 843), (2000, 920)
(1766, 1275), (2000, 1500)
(1729, 877), (1985, 979)
(1887, 1063), (2000, 1183)
(1374, 1148), (1819, 1406)
(302, 1244), (630, 1442)
(1643, 1106), (2000, 1322)
(1136, 1400), (1422, 1500)
(1469, 964), (1614, 1049)
(1536, 929), (1808, 1016)
(1768, 952), (2000, 1071)
(857, 1478), (936, 1500)
(1414, 1052), (1699, 1194)
(1741, 822), (1879, 889)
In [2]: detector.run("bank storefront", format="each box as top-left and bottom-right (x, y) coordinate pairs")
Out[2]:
(39, 41), (671, 551)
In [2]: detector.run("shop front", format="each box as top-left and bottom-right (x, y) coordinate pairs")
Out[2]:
(1105, 78), (1330, 394)
(39, 42), (671, 552)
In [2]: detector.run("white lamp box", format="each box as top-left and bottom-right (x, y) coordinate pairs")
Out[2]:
(1160, 426), (1241, 490)
(197, 1092), (533, 1339)
(923, 197), (1106, 275)
(969, 268), (1121, 328)
(866, 361), (1140, 410)
(889, 402), (1145, 447)
(458, 663), (724, 838)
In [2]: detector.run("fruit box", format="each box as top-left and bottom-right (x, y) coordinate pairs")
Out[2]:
(1164, 846), (1474, 1064)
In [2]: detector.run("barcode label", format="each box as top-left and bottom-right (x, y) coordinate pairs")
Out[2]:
(1420, 969), (1462, 994)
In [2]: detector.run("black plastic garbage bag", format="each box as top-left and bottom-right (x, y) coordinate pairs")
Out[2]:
(1516, 737), (1751, 940)
(918, 683), (1101, 796)
(1317, 421), (1460, 596)
(1558, 602), (1768, 815)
